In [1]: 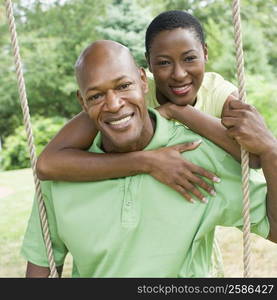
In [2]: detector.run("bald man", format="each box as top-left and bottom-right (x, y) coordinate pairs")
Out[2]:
(21, 40), (277, 278)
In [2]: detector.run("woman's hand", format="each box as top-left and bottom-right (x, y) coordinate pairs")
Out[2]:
(146, 140), (220, 203)
(222, 100), (276, 156)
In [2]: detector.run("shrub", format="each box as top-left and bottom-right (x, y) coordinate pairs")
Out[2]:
(1, 116), (67, 170)
(246, 75), (277, 138)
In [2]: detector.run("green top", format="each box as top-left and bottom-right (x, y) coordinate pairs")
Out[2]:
(21, 108), (269, 277)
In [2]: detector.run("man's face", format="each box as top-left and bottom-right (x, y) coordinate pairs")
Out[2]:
(148, 27), (208, 106)
(78, 45), (150, 152)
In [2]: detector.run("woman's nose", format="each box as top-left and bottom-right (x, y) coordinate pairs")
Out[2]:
(171, 63), (188, 81)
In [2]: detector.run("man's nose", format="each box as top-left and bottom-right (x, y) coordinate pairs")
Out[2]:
(171, 63), (188, 81)
(105, 90), (124, 112)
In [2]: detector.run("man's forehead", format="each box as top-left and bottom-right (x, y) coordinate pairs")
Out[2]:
(79, 57), (139, 92)
(77, 41), (135, 70)
(77, 42), (138, 85)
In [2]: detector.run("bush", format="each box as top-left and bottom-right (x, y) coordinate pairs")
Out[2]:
(246, 75), (277, 138)
(1, 116), (67, 170)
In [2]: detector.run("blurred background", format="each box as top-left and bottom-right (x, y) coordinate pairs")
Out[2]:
(0, 0), (276, 277)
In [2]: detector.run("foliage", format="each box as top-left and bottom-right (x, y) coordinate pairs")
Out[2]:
(96, 0), (152, 68)
(1, 116), (66, 170)
(0, 0), (109, 138)
(246, 74), (277, 137)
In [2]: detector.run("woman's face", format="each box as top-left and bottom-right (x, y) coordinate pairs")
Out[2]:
(148, 27), (208, 106)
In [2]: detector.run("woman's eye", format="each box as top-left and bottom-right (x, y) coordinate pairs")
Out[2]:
(157, 60), (170, 66)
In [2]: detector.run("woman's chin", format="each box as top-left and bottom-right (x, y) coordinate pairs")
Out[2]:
(170, 97), (195, 106)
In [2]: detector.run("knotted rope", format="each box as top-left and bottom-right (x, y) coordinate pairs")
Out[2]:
(5, 0), (58, 278)
(232, 0), (252, 277)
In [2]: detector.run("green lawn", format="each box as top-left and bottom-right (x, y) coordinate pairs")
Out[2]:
(0, 168), (35, 277)
(0, 168), (72, 277)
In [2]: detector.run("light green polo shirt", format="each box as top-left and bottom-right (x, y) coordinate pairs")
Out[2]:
(21, 108), (269, 277)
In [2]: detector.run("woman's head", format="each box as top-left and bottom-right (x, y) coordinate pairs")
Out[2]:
(145, 10), (208, 106)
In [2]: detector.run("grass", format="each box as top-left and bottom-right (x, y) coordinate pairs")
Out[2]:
(0, 168), (276, 278)
(0, 168), (73, 277)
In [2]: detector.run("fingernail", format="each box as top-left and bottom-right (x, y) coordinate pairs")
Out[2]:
(213, 177), (221, 183)
(202, 197), (208, 203)
(190, 198), (196, 204)
(210, 190), (216, 196)
(194, 139), (202, 144)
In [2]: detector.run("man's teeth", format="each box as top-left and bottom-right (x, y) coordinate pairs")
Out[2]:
(109, 115), (131, 125)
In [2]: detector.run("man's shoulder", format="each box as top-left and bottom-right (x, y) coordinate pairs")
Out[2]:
(168, 122), (229, 163)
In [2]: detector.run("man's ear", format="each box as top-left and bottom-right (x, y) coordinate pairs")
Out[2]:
(76, 90), (87, 112)
(139, 68), (149, 94)
(145, 52), (152, 73)
(204, 43), (208, 62)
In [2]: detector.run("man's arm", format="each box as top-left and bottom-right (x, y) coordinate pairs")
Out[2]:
(26, 261), (63, 278)
(156, 95), (261, 169)
(222, 100), (277, 243)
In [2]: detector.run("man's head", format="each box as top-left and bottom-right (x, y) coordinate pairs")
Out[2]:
(75, 40), (153, 153)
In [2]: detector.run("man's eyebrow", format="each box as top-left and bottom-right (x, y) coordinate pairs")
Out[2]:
(85, 75), (131, 95)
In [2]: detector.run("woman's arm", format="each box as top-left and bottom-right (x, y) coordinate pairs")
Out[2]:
(37, 112), (220, 203)
(157, 95), (261, 169)
(37, 111), (162, 181)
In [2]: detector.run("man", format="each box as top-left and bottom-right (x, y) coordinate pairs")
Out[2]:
(22, 40), (277, 277)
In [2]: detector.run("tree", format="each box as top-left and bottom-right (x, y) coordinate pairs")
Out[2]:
(96, 0), (152, 68)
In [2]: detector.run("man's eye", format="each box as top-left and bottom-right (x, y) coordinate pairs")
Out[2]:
(118, 83), (131, 90)
(88, 94), (102, 101)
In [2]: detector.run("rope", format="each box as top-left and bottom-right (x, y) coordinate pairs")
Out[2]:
(4, 0), (58, 278)
(232, 0), (252, 277)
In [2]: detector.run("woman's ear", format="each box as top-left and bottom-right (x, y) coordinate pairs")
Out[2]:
(76, 90), (87, 112)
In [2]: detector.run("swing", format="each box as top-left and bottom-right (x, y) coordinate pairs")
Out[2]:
(4, 0), (252, 278)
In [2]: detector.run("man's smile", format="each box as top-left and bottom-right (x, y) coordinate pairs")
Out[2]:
(104, 112), (135, 130)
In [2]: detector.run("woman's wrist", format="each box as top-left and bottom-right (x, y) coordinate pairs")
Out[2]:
(260, 144), (277, 164)
(129, 150), (154, 175)
(168, 103), (193, 122)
